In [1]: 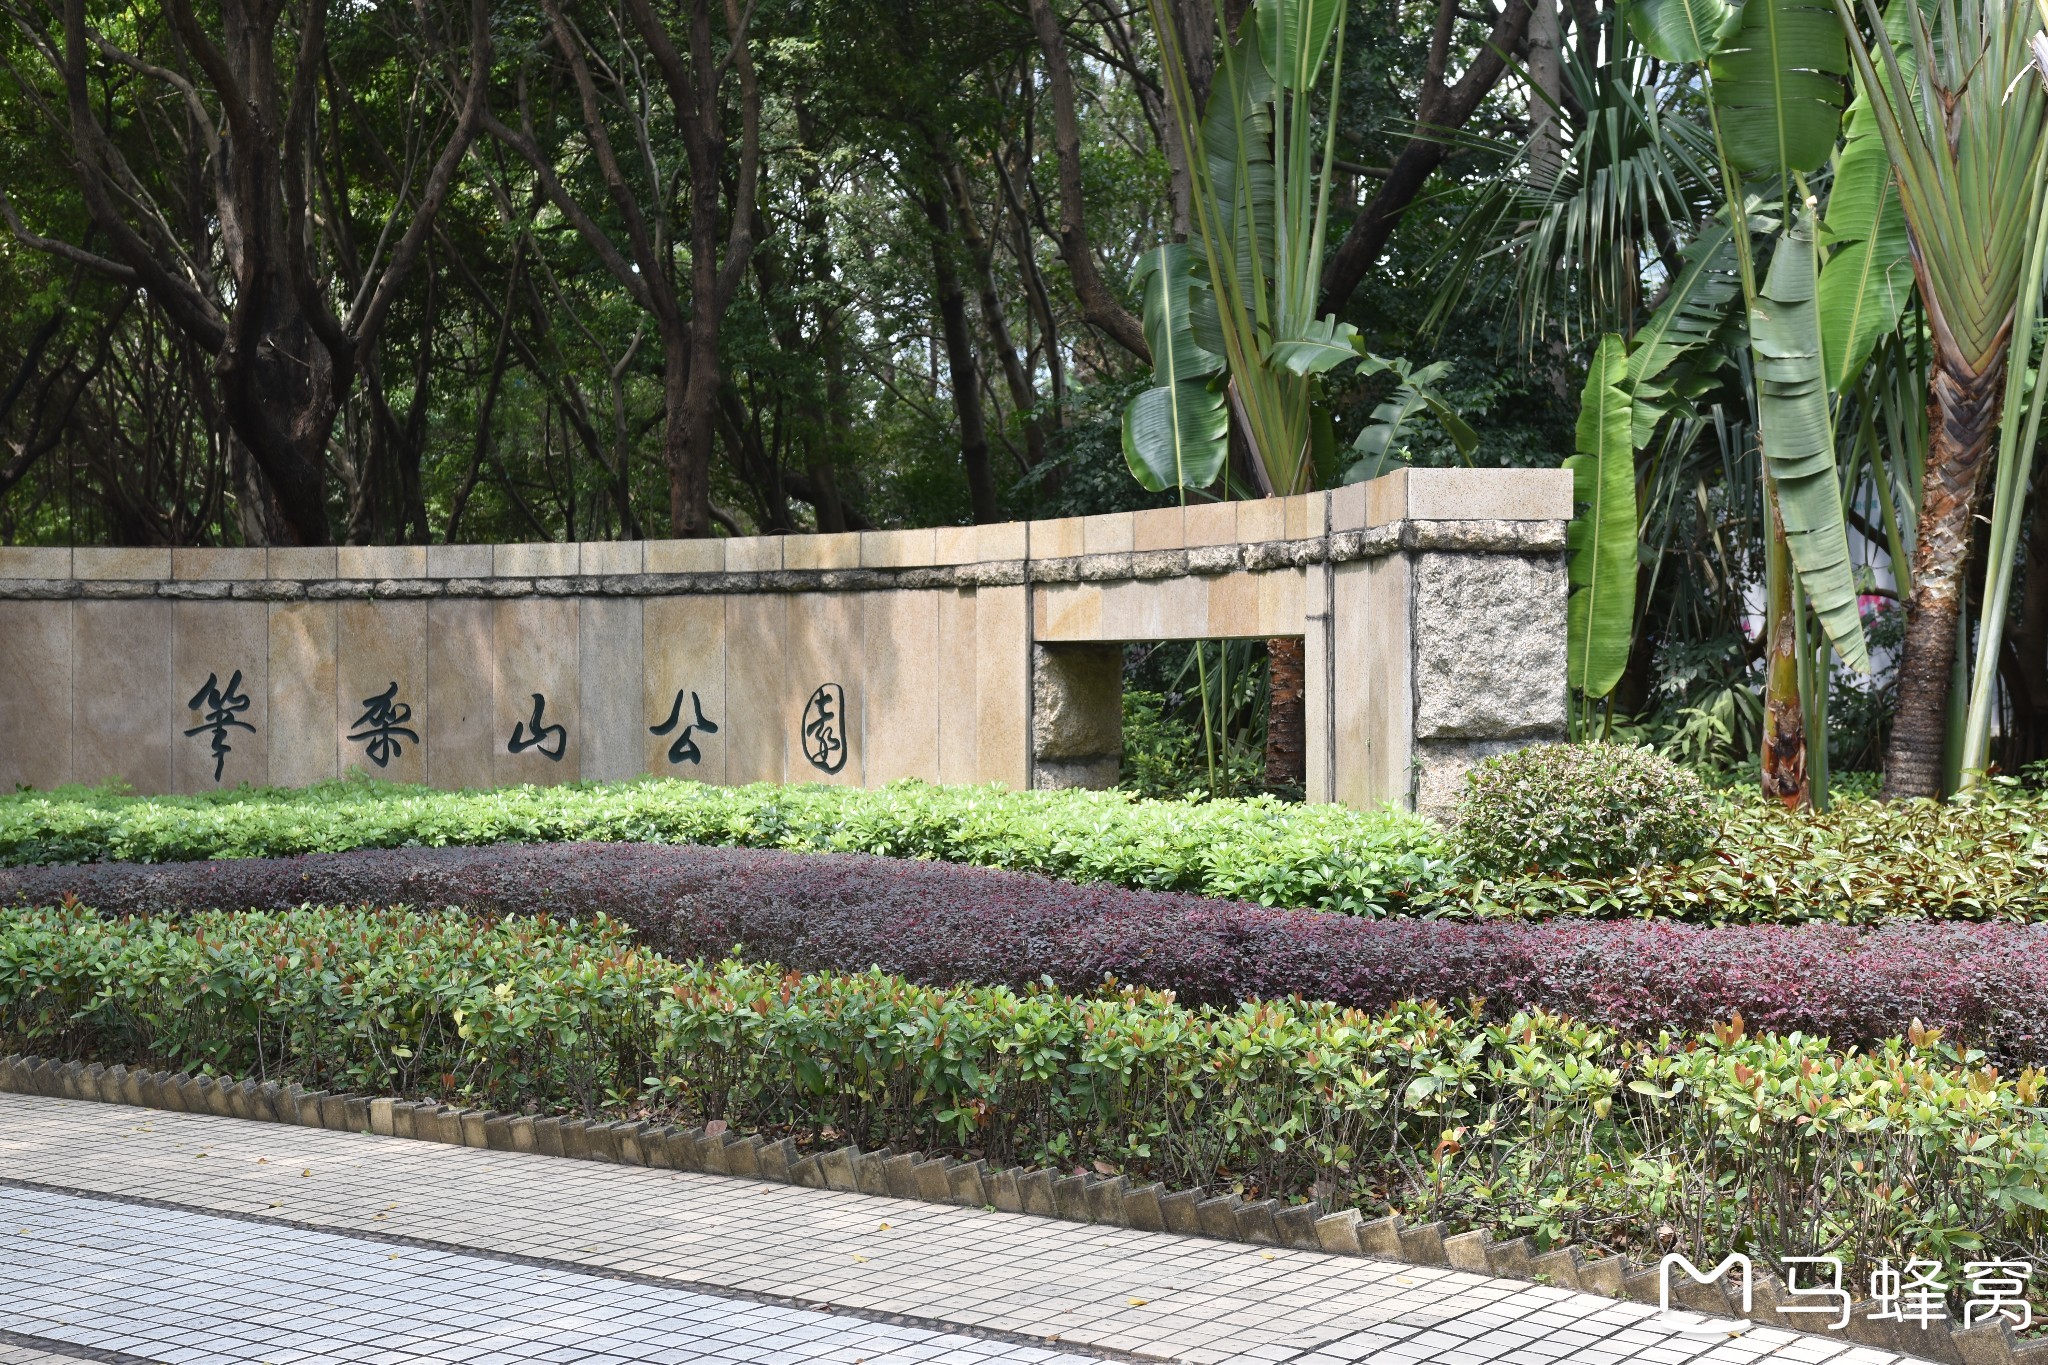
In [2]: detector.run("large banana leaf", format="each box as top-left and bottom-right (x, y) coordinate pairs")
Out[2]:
(1626, 0), (1742, 63)
(1566, 334), (1639, 699)
(1122, 382), (1229, 492)
(1137, 244), (1223, 387)
(1258, 0), (1344, 92)
(1201, 34), (1278, 322)
(1751, 219), (1870, 670)
(1708, 0), (1849, 175)
(1816, 120), (1911, 389)
(1815, 18), (1917, 392)
(1624, 219), (1742, 443)
(1123, 245), (1228, 492)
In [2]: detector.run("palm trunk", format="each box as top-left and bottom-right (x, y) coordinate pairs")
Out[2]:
(1761, 499), (1808, 808)
(1882, 351), (2007, 799)
(1265, 635), (1306, 795)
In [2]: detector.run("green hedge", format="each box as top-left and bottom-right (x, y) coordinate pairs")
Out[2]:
(9, 775), (2048, 921)
(6, 902), (2046, 1288)
(1439, 784), (2048, 922)
(0, 778), (1449, 915)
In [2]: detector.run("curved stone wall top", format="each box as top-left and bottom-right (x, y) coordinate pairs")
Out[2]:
(0, 469), (1572, 599)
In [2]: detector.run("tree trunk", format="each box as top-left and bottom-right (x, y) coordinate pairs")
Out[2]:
(667, 327), (717, 538)
(1883, 353), (2007, 798)
(1760, 502), (1808, 808)
(923, 194), (1001, 524)
(1265, 635), (1306, 795)
(2004, 458), (2048, 768)
(1526, 0), (1563, 190)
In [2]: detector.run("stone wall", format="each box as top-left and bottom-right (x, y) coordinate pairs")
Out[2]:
(0, 468), (1571, 817)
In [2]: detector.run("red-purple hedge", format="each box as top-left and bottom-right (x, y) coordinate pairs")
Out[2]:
(6, 842), (2045, 1062)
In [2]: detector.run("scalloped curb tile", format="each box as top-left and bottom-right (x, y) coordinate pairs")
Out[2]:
(1, 1054), (2023, 1364)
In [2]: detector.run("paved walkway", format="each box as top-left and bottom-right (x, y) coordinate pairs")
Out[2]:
(0, 1093), (1927, 1365)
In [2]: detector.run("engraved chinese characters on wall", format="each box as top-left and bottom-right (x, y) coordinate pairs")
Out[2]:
(184, 670), (254, 783)
(508, 692), (567, 761)
(347, 682), (420, 768)
(801, 682), (848, 774)
(650, 689), (719, 765)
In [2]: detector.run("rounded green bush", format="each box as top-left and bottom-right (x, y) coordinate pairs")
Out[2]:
(1454, 742), (1715, 876)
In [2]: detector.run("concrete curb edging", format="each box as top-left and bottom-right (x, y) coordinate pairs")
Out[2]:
(0, 1054), (2025, 1364)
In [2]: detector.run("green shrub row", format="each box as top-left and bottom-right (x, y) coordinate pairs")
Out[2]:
(1443, 783), (2048, 922)
(6, 903), (2047, 1288)
(10, 772), (2048, 921)
(0, 778), (1448, 914)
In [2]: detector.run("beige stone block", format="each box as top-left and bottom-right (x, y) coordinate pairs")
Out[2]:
(579, 596), (644, 783)
(172, 548), (264, 581)
(1082, 512), (1135, 556)
(1283, 492), (1327, 542)
(976, 521), (1028, 562)
(1132, 506), (1184, 552)
(72, 600), (172, 792)
(1099, 578), (1207, 640)
(785, 593), (863, 785)
(860, 529), (936, 569)
(267, 603), (338, 788)
(338, 600), (428, 784)
(1363, 469), (1408, 527)
(974, 586), (1029, 787)
(1331, 481), (1370, 532)
(0, 602), (72, 789)
(1029, 516), (1085, 560)
(1257, 568), (1307, 636)
(863, 591), (940, 784)
(75, 547), (170, 581)
(1183, 502), (1238, 548)
(268, 547), (336, 579)
(724, 595), (787, 784)
(932, 526), (979, 566)
(1034, 583), (1105, 642)
(644, 596), (727, 784)
(337, 545), (427, 580)
(937, 590), (978, 784)
(786, 532), (860, 571)
(1235, 499), (1287, 545)
(493, 542), (577, 578)
(1303, 566), (1333, 805)
(1207, 573), (1261, 638)
(724, 537), (783, 573)
(172, 602), (268, 791)
(0, 547), (70, 578)
(426, 544), (493, 579)
(426, 599), (494, 790)
(1332, 557), (1413, 810)
(644, 538), (723, 574)
(580, 540), (644, 576)
(1405, 467), (1576, 522)
(492, 599), (580, 786)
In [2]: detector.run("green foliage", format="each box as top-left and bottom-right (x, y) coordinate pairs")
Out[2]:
(0, 778), (1448, 916)
(1454, 743), (1716, 876)
(1707, 0), (1850, 175)
(10, 904), (2048, 1279)
(1565, 336), (1639, 700)
(1117, 689), (1264, 799)
(1751, 215), (1870, 672)
(1439, 779), (2048, 922)
(1626, 0), (1743, 64)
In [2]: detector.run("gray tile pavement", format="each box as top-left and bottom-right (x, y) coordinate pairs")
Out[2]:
(0, 1094), (1931, 1365)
